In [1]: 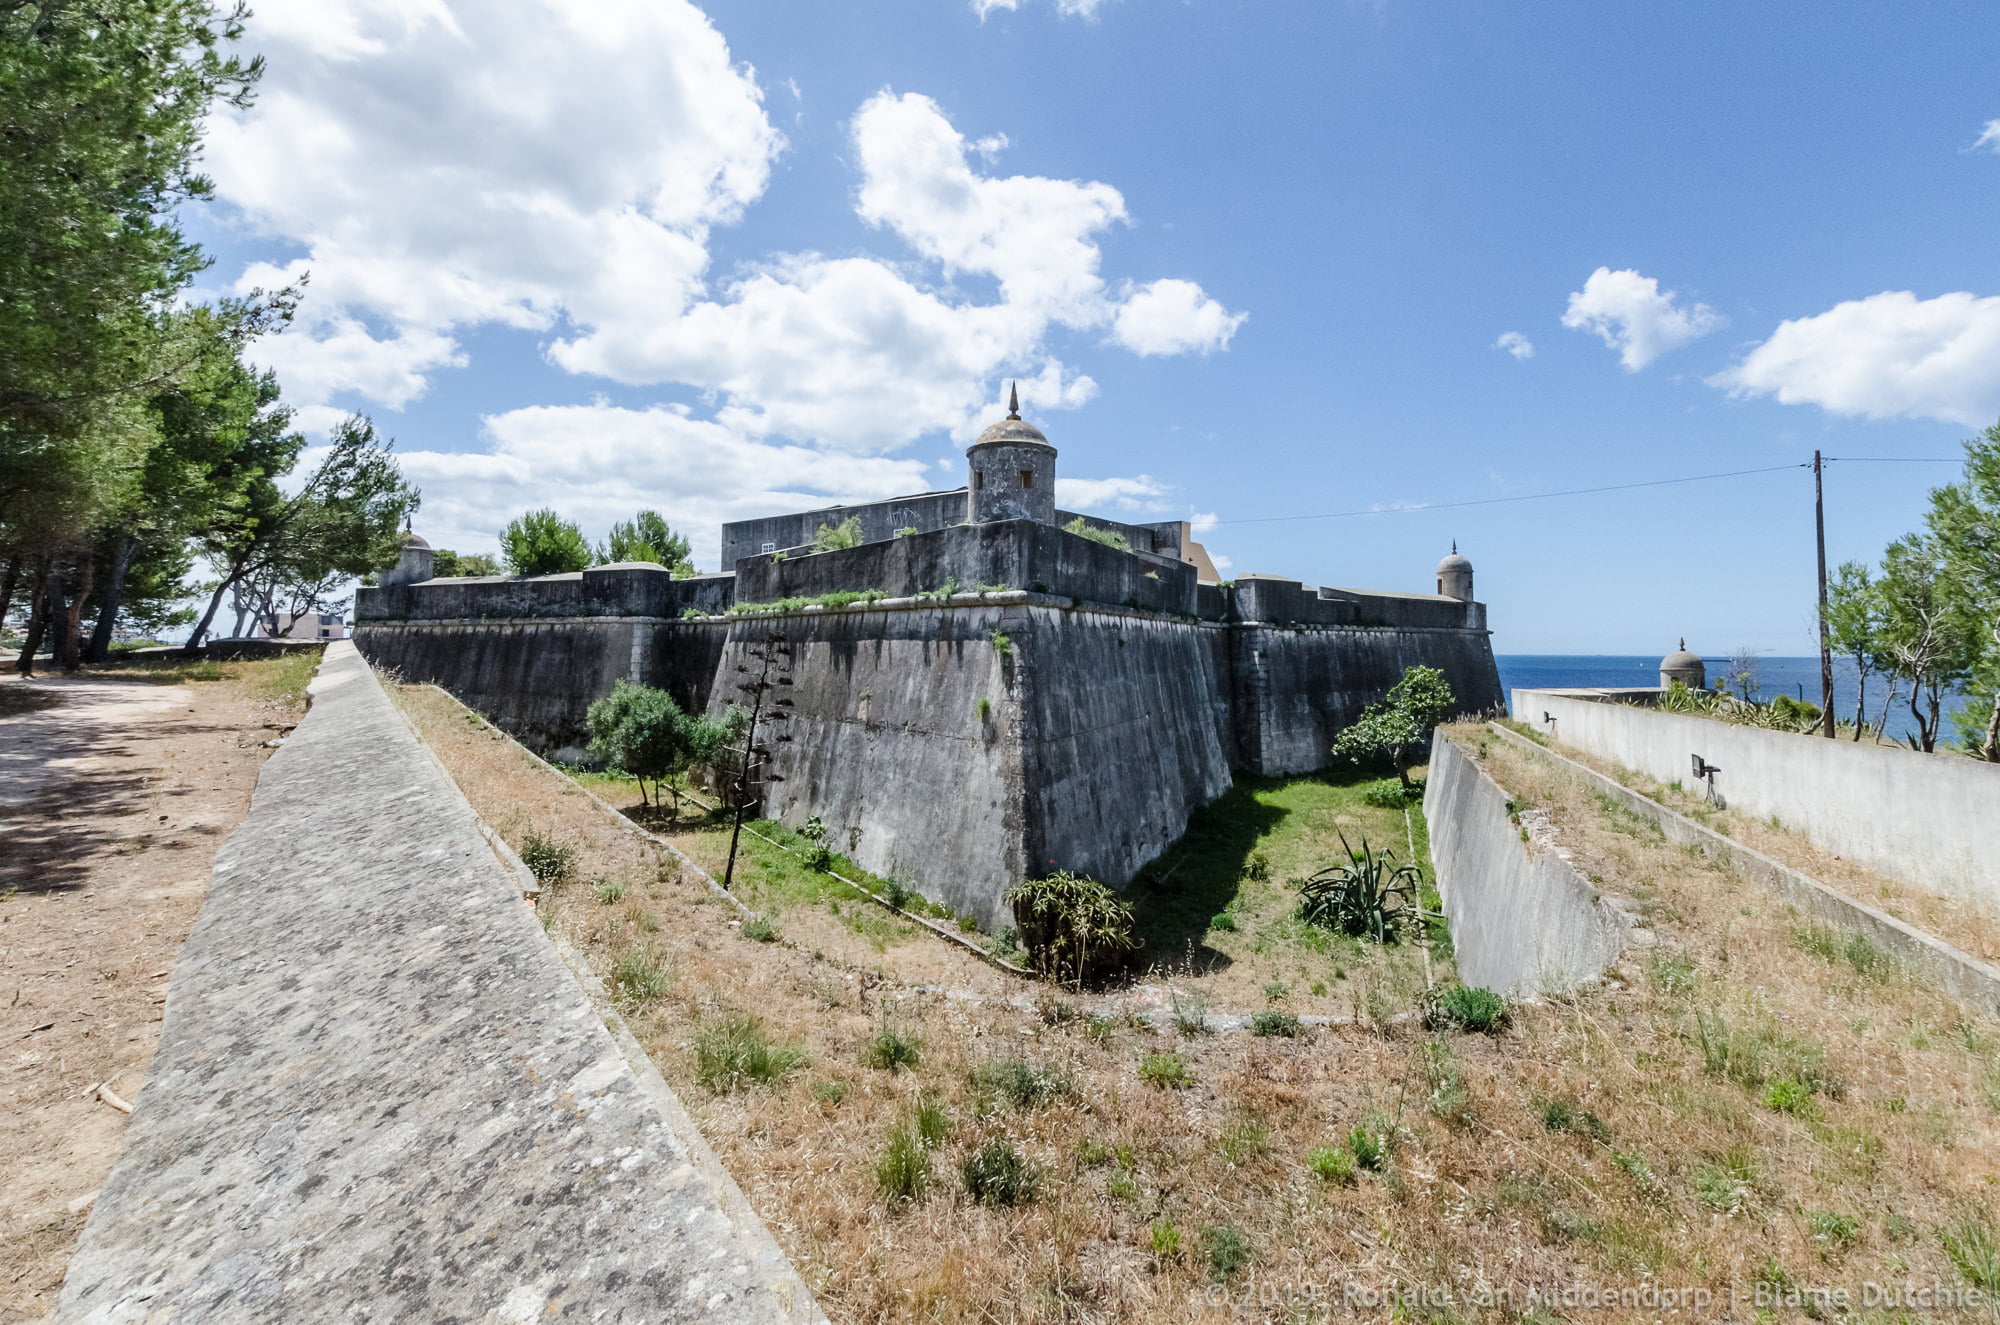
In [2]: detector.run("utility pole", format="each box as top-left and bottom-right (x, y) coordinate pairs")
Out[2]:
(722, 629), (792, 892)
(1814, 450), (1835, 737)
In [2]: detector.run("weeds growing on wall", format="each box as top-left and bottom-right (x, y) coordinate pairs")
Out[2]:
(1062, 516), (1129, 551)
(809, 517), (864, 553)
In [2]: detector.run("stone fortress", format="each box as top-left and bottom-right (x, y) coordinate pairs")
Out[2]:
(355, 392), (1504, 927)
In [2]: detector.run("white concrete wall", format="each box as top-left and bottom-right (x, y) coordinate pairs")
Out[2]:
(1515, 688), (2000, 915)
(1424, 733), (1631, 999)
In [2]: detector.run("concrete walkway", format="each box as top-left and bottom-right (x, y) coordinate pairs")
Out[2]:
(56, 643), (821, 1323)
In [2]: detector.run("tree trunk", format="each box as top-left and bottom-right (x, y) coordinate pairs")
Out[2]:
(0, 555), (18, 631)
(184, 570), (240, 657)
(84, 534), (135, 663)
(1850, 659), (1867, 742)
(15, 561), (50, 676)
(60, 558), (94, 672)
(1909, 686), (1935, 753)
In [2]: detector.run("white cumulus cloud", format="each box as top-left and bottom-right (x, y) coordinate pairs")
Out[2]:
(1975, 119), (2000, 153)
(1494, 331), (1534, 360)
(973, 0), (1114, 18)
(1561, 267), (1724, 371)
(1111, 278), (1246, 356)
(1708, 290), (2000, 427)
(1056, 474), (1170, 513)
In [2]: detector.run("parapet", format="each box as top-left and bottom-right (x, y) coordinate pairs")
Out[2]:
(732, 520), (1198, 616)
(356, 563), (735, 622)
(1232, 575), (1485, 631)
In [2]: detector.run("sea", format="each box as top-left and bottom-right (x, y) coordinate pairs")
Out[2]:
(1494, 655), (1974, 747)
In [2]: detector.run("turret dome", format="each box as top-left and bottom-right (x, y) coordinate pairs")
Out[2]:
(1661, 640), (1702, 671)
(973, 417), (1049, 447)
(400, 531), (432, 551)
(1436, 550), (1471, 574)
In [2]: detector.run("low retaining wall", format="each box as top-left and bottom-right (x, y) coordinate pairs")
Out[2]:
(57, 642), (821, 1323)
(1513, 688), (2000, 918)
(1488, 723), (2000, 1010)
(1424, 732), (1634, 998)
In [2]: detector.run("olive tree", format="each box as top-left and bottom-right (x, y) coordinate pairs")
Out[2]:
(1329, 665), (1456, 789)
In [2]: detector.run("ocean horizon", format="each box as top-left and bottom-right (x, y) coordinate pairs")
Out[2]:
(1495, 654), (1971, 746)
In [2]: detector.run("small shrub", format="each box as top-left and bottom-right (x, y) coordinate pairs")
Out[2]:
(1764, 1077), (1821, 1117)
(1294, 832), (1420, 943)
(1809, 1210), (1859, 1247)
(975, 695), (991, 722)
(864, 1024), (923, 1073)
(1251, 1010), (1303, 1038)
(1538, 1097), (1610, 1142)
(1199, 1224), (1252, 1281)
(610, 943), (672, 1003)
(989, 629), (1013, 656)
(519, 831), (576, 886)
(1006, 870), (1141, 987)
(1149, 1218), (1182, 1259)
(882, 877), (913, 911)
(809, 516), (864, 553)
(1169, 988), (1211, 1036)
(739, 916), (779, 943)
(876, 1124), (930, 1205)
(1647, 947), (1698, 997)
(1307, 1145), (1356, 1184)
(894, 525), (920, 538)
(813, 1079), (848, 1106)
(1208, 908), (1238, 933)
(1693, 1147), (1759, 1215)
(1427, 985), (1509, 1033)
(1361, 779), (1421, 808)
(972, 1058), (1069, 1110)
(695, 1013), (806, 1092)
(1085, 1014), (1117, 1045)
(594, 878), (627, 905)
(801, 842), (833, 872)
(1139, 1052), (1194, 1090)
(1422, 1037), (1473, 1126)
(962, 1139), (1037, 1208)
(1241, 850), (1271, 881)
(1346, 1125), (1387, 1171)
(1062, 515), (1128, 551)
(1037, 996), (1080, 1026)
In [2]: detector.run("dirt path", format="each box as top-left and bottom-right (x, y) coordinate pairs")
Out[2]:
(0, 664), (303, 1321)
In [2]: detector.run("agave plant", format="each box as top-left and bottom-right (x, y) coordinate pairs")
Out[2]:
(1294, 832), (1422, 944)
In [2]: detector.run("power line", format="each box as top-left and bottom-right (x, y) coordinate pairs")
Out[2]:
(1823, 456), (1962, 463)
(1213, 462), (1807, 527)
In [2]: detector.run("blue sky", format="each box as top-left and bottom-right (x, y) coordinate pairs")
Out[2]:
(186, 0), (2000, 653)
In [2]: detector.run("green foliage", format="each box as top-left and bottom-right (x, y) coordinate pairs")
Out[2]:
(1307, 1145), (1356, 1184)
(502, 508), (593, 576)
(518, 831), (576, 886)
(1808, 1210), (1859, 1246)
(1198, 1224), (1252, 1281)
(863, 1024), (923, 1072)
(1789, 924), (1894, 981)
(914, 1094), (952, 1148)
(1329, 665), (1456, 786)
(988, 629), (1013, 655)
(1138, 1052), (1194, 1089)
(1250, 1010), (1302, 1038)
(1149, 1218), (1182, 1258)
(1942, 1217), (2000, 1294)
(971, 1059), (1070, 1111)
(1694, 1010), (1837, 1099)
(728, 587), (887, 615)
(1538, 1097), (1611, 1141)
(1426, 984), (1509, 1033)
(1216, 1114), (1270, 1165)
(594, 878), (625, 905)
(961, 1139), (1037, 1208)
(1005, 870), (1141, 986)
(430, 549), (501, 578)
(809, 516), (864, 553)
(694, 1013), (805, 1092)
(610, 944), (671, 1003)
(584, 679), (732, 811)
(738, 916), (778, 943)
(1361, 778), (1423, 808)
(875, 1123), (931, 1205)
(1422, 1036), (1474, 1126)
(599, 510), (693, 576)
(1062, 516), (1129, 551)
(1294, 832), (1421, 943)
(1346, 1125), (1387, 1171)
(894, 526), (920, 538)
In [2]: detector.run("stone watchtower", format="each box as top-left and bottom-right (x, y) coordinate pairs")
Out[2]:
(1436, 542), (1473, 601)
(966, 384), (1057, 525)
(379, 531), (434, 587)
(1660, 640), (1705, 690)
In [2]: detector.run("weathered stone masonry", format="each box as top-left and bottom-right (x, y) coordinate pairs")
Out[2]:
(356, 404), (1502, 926)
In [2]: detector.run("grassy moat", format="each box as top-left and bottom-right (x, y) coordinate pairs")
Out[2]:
(395, 685), (2000, 1324)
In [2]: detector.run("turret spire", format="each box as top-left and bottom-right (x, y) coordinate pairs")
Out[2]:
(1006, 382), (1020, 420)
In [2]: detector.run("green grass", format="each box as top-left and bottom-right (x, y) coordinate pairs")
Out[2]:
(961, 1139), (1038, 1208)
(610, 943), (671, 1003)
(1139, 1052), (1194, 1090)
(1121, 770), (1438, 982)
(863, 1024), (923, 1072)
(694, 1013), (806, 1092)
(971, 1058), (1070, 1110)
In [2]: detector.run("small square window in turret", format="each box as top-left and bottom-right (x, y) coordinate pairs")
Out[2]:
(1020, 469), (1033, 488)
(974, 471), (984, 490)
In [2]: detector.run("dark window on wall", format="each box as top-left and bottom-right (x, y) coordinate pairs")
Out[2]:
(974, 471), (984, 490)
(1020, 469), (1034, 488)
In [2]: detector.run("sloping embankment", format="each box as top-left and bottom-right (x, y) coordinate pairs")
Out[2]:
(56, 642), (821, 1323)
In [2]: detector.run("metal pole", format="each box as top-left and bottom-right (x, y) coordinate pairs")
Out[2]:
(1814, 450), (1835, 736)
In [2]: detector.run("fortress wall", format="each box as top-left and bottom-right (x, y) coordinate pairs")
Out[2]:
(720, 491), (968, 566)
(353, 619), (652, 762)
(1241, 625), (1507, 775)
(1515, 688), (2000, 916)
(357, 564), (733, 623)
(733, 520), (1198, 616)
(705, 603), (1021, 927)
(1012, 607), (1237, 896)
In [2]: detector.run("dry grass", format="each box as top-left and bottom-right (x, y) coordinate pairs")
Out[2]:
(396, 685), (2000, 1322)
(1504, 718), (2000, 965)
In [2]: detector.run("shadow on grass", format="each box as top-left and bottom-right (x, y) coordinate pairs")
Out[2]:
(1121, 778), (1292, 976)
